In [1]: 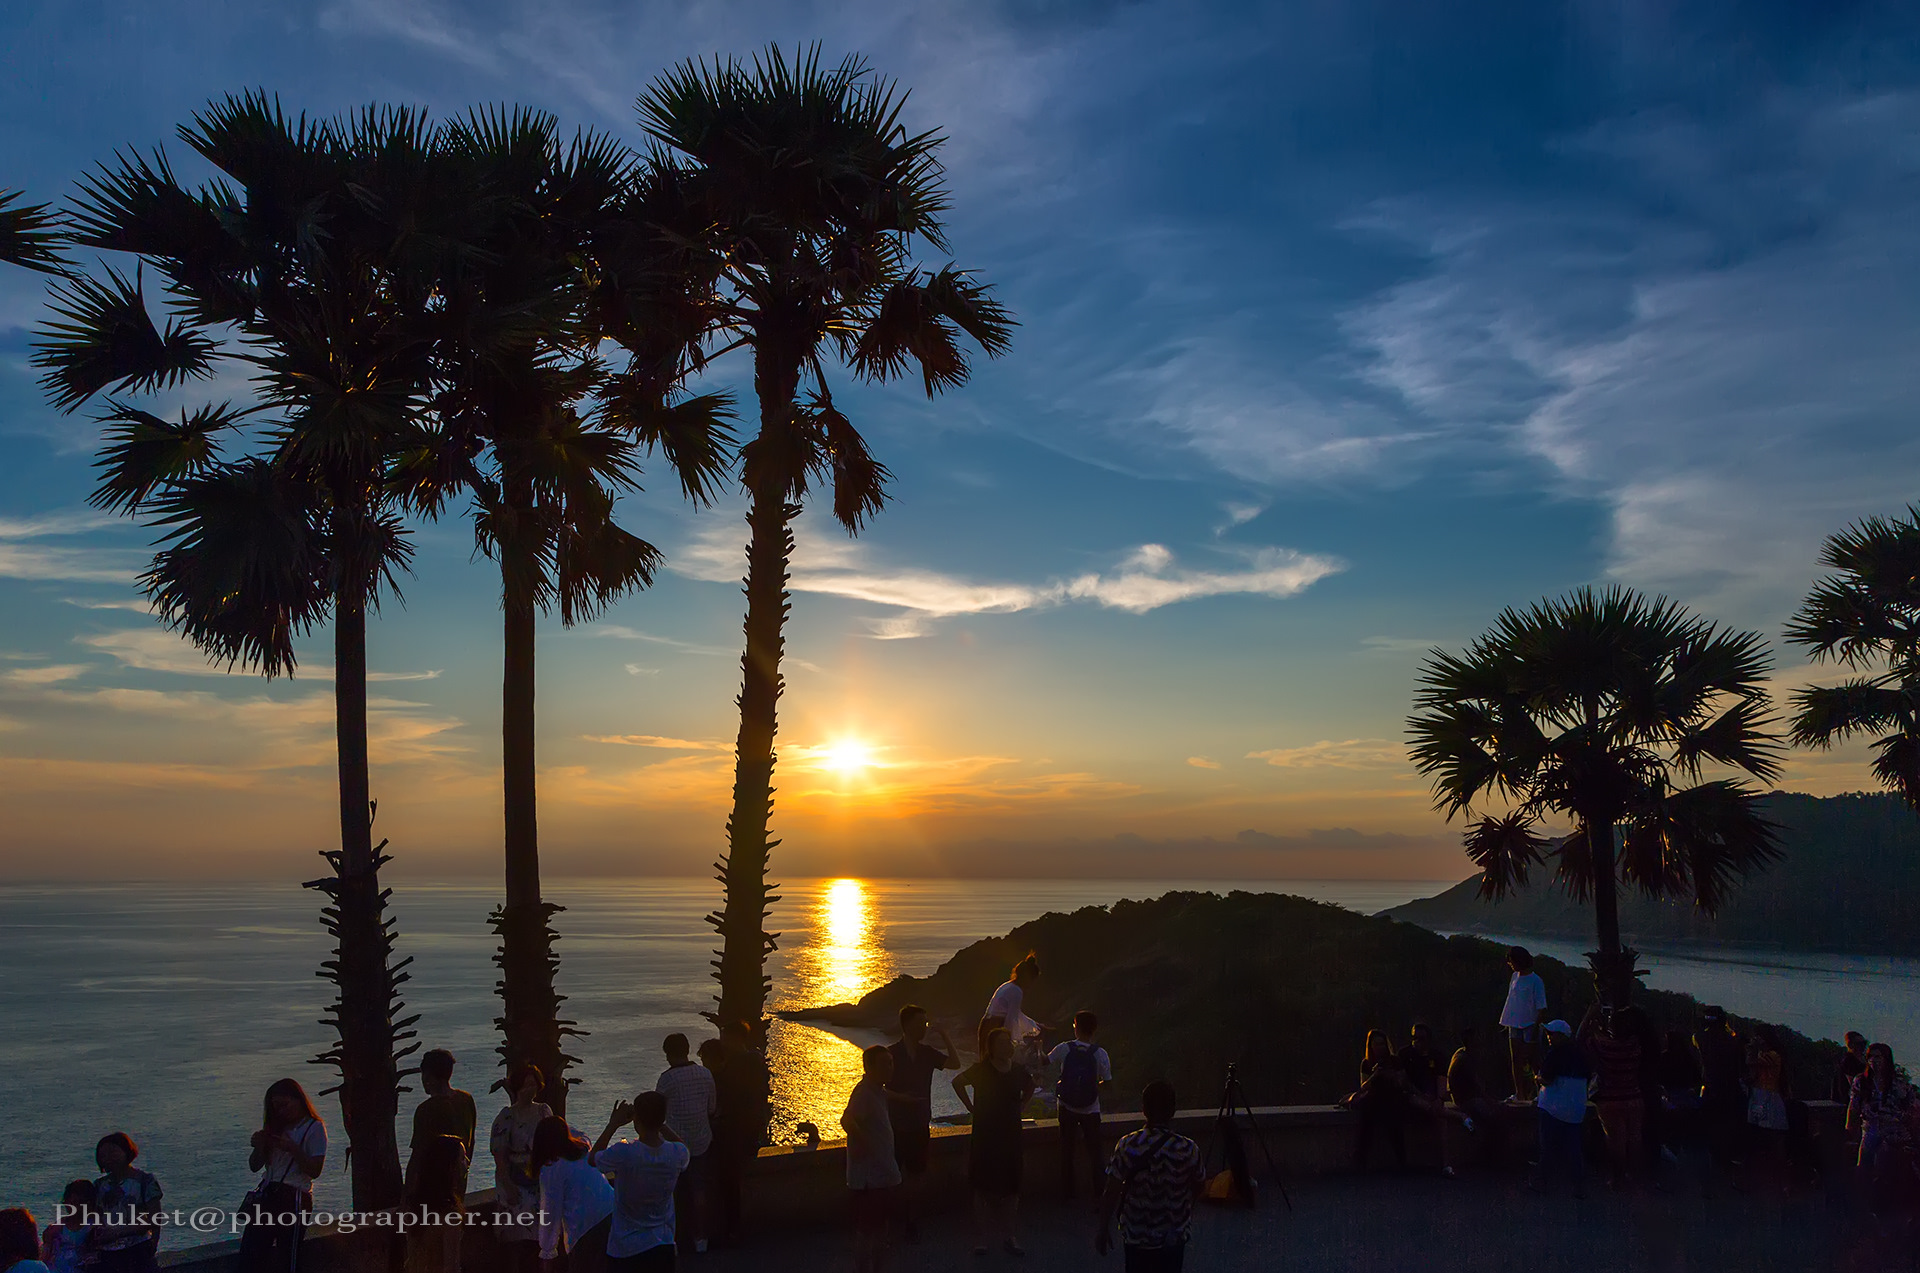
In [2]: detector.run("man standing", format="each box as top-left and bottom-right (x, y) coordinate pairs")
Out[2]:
(843, 1046), (904, 1273)
(1095, 1081), (1205, 1272)
(1499, 947), (1547, 1102)
(592, 1091), (690, 1273)
(1049, 1011), (1113, 1200)
(408, 1049), (478, 1199)
(883, 1004), (954, 1239)
(656, 1034), (717, 1255)
(1833, 1031), (1870, 1103)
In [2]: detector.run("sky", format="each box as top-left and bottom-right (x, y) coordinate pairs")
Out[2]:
(0, 0), (1914, 882)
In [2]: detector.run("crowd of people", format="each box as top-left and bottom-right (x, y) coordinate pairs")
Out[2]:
(1340, 944), (1920, 1213)
(4, 942), (1913, 1273)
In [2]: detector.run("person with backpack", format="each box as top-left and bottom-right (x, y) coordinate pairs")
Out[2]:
(1047, 1010), (1112, 1200)
(1095, 1080), (1205, 1272)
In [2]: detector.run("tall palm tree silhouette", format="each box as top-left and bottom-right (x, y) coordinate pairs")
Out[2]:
(1407, 587), (1783, 1005)
(412, 108), (733, 1111)
(636, 46), (1015, 1057)
(33, 95), (452, 1207)
(1786, 506), (1920, 808)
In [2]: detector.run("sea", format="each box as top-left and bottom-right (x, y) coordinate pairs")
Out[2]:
(3, 876), (1917, 1226)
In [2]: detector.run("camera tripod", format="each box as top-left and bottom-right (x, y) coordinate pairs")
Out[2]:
(1204, 1063), (1292, 1211)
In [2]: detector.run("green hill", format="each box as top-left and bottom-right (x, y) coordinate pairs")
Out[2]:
(786, 890), (1841, 1111)
(1385, 792), (1920, 956)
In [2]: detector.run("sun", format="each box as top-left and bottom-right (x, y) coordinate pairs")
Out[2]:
(818, 738), (874, 776)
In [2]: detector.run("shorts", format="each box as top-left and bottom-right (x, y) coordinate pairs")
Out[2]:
(606, 1245), (675, 1273)
(892, 1116), (932, 1174)
(1506, 1025), (1539, 1044)
(849, 1186), (899, 1234)
(1747, 1089), (1789, 1133)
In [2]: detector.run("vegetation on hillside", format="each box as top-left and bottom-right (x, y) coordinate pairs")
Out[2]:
(787, 890), (1842, 1112)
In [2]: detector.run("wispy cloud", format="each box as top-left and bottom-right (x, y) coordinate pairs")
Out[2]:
(672, 521), (1342, 635)
(584, 734), (730, 751)
(0, 510), (140, 584)
(78, 628), (440, 681)
(0, 663), (89, 687)
(1186, 755), (1222, 769)
(1248, 739), (1407, 770)
(578, 624), (730, 656)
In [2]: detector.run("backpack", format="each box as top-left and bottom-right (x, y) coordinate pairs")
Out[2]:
(1057, 1042), (1102, 1110)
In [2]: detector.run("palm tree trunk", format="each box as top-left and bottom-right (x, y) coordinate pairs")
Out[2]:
(496, 556), (573, 1114)
(713, 482), (790, 1042)
(309, 582), (412, 1210)
(712, 344), (801, 1075)
(1587, 816), (1636, 1007)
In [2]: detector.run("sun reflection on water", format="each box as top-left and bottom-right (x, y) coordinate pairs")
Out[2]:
(767, 878), (898, 1144)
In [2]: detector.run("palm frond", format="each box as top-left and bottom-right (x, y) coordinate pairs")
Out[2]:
(1461, 812), (1549, 900)
(596, 378), (737, 506)
(142, 457), (331, 677)
(1620, 780), (1780, 914)
(34, 266), (219, 411)
(91, 399), (252, 513)
(0, 189), (70, 273)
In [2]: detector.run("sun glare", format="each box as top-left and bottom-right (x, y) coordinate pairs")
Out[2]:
(819, 738), (874, 775)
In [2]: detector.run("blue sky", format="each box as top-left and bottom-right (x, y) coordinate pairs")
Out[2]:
(0, 0), (1912, 879)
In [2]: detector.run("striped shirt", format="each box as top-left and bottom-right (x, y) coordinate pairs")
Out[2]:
(1107, 1127), (1205, 1250)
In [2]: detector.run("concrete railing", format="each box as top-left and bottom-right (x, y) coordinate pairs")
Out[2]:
(157, 1100), (1850, 1273)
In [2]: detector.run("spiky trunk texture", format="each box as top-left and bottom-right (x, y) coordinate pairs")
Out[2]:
(496, 538), (577, 1114)
(307, 580), (417, 1210)
(711, 346), (798, 1094)
(1586, 815), (1637, 1007)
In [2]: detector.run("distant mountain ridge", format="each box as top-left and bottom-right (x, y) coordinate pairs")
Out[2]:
(1384, 792), (1920, 957)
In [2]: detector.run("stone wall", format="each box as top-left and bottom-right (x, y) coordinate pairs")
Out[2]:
(157, 1101), (1848, 1273)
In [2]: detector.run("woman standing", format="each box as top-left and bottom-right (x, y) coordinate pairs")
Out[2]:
(488, 1066), (551, 1273)
(239, 1080), (327, 1273)
(1848, 1043), (1919, 1207)
(90, 1136), (161, 1273)
(952, 1027), (1035, 1258)
(531, 1118), (613, 1273)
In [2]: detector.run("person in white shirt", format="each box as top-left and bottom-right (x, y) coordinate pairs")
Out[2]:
(841, 1047), (903, 1273)
(239, 1079), (326, 1273)
(592, 1092), (690, 1273)
(655, 1034), (717, 1254)
(1047, 1010), (1113, 1200)
(1499, 946), (1548, 1101)
(531, 1117), (614, 1273)
(979, 953), (1044, 1061)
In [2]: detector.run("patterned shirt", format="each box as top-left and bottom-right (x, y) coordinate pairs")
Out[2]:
(1848, 1073), (1918, 1149)
(656, 1062), (717, 1157)
(92, 1171), (162, 1252)
(1106, 1127), (1205, 1250)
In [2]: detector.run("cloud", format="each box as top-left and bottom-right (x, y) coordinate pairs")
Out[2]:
(0, 511), (141, 584)
(1186, 756), (1222, 769)
(624, 664), (659, 676)
(1248, 739), (1407, 770)
(578, 624), (730, 656)
(584, 734), (730, 751)
(1341, 90), (1920, 625)
(671, 521), (1342, 634)
(0, 663), (89, 687)
(76, 628), (439, 681)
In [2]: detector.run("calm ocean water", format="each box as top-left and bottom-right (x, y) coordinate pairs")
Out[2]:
(3, 876), (1915, 1230)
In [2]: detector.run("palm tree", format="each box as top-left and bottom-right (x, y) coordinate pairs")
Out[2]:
(636, 46), (1015, 1050)
(1406, 586), (1784, 1005)
(34, 95), (449, 1207)
(1784, 507), (1920, 808)
(410, 108), (733, 1112)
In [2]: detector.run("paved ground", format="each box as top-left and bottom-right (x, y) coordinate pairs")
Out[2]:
(697, 1168), (1912, 1272)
